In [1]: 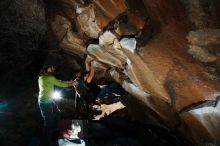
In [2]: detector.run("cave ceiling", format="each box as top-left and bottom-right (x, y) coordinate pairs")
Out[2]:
(0, 0), (220, 145)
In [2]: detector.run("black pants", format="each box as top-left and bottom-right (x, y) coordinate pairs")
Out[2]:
(39, 101), (60, 146)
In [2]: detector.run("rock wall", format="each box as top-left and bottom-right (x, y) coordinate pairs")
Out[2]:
(46, 0), (220, 145)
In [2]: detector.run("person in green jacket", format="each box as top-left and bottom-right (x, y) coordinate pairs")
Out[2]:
(38, 63), (73, 146)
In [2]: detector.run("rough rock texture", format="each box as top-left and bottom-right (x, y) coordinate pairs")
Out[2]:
(76, 4), (101, 38)
(51, 15), (85, 57)
(87, 31), (127, 68)
(187, 29), (220, 69)
(1, 0), (220, 145)
(44, 0), (220, 145)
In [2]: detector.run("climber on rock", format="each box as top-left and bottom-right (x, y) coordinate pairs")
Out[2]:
(83, 55), (125, 104)
(73, 54), (100, 102)
(72, 69), (96, 117)
(38, 62), (74, 146)
(84, 56), (101, 99)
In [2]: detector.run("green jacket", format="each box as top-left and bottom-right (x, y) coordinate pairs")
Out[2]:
(38, 73), (69, 102)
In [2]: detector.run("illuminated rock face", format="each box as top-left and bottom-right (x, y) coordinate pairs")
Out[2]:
(48, 0), (220, 145)
(51, 15), (85, 57)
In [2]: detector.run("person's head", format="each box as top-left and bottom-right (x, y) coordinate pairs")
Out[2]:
(40, 63), (55, 74)
(46, 66), (55, 73)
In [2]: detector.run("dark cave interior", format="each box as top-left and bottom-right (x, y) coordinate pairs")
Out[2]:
(0, 0), (220, 146)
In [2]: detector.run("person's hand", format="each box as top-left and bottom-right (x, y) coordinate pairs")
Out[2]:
(66, 80), (74, 86)
(72, 81), (78, 86)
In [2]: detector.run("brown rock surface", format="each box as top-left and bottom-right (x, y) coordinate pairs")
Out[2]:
(93, 0), (126, 28)
(181, 101), (220, 143)
(47, 0), (220, 145)
(76, 4), (101, 38)
(51, 15), (85, 57)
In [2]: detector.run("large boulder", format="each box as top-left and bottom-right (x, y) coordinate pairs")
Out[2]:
(41, 0), (220, 145)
